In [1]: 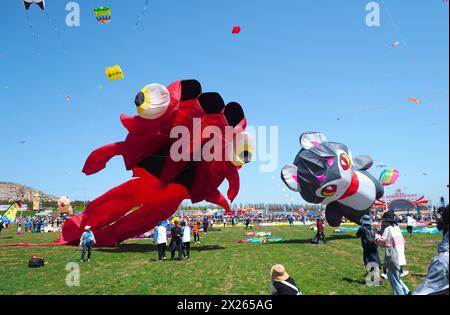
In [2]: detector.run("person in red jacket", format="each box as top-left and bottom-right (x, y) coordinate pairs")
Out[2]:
(312, 218), (326, 244)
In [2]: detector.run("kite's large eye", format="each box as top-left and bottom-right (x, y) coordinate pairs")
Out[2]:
(340, 153), (351, 171)
(321, 185), (337, 197)
(135, 83), (170, 119)
(228, 132), (255, 167)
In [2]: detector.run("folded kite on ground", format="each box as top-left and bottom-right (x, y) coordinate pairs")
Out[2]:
(244, 231), (272, 237)
(238, 237), (284, 244)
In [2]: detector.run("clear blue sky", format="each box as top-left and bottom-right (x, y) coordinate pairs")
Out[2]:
(0, 0), (448, 207)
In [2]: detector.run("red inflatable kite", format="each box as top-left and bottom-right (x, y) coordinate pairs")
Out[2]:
(58, 80), (254, 246)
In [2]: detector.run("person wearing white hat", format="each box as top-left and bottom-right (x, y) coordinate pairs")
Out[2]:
(79, 225), (96, 262)
(269, 264), (301, 295)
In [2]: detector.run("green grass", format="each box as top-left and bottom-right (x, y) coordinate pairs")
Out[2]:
(0, 224), (442, 295)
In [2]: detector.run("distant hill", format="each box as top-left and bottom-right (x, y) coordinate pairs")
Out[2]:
(0, 182), (57, 202)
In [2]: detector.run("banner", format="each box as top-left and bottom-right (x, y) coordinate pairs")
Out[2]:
(32, 193), (40, 211)
(0, 203), (19, 223)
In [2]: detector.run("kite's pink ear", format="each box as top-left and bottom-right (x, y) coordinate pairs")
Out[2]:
(281, 164), (301, 192)
(300, 132), (328, 150)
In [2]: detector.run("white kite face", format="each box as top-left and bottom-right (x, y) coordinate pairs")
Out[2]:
(134, 83), (171, 120)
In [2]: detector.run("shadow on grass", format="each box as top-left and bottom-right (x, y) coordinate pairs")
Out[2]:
(96, 244), (225, 253)
(342, 277), (367, 285)
(0, 236), (13, 240)
(265, 234), (356, 245)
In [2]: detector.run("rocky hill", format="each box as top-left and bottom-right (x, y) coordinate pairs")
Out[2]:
(0, 182), (57, 202)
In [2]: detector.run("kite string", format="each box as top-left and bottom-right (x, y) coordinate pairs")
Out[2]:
(44, 10), (66, 53)
(135, 0), (150, 27)
(379, 0), (408, 48)
(380, 0), (436, 94)
(25, 10), (39, 53)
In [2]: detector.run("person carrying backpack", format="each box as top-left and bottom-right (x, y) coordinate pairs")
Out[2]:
(79, 226), (96, 262)
(356, 215), (381, 282)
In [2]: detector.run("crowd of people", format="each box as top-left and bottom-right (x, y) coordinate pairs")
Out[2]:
(12, 215), (65, 234)
(3, 204), (447, 296)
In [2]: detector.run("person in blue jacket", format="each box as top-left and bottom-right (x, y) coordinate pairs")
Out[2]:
(79, 226), (96, 262)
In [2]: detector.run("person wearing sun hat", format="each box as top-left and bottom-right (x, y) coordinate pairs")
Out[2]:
(356, 214), (381, 283)
(269, 264), (302, 295)
(79, 225), (96, 262)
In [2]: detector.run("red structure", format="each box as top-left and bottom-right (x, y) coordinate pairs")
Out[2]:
(374, 189), (430, 214)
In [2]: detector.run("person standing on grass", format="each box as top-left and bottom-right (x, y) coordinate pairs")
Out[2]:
(406, 214), (417, 237)
(181, 221), (191, 260)
(203, 217), (209, 234)
(245, 217), (251, 230)
(356, 215), (381, 282)
(192, 222), (200, 244)
(301, 213), (306, 225)
(223, 217), (227, 227)
(375, 212), (410, 295)
(437, 207), (449, 238)
(154, 221), (167, 261)
(288, 216), (294, 226)
(79, 226), (96, 262)
(414, 205), (449, 295)
(170, 221), (183, 260)
(312, 218), (326, 244)
(269, 264), (302, 295)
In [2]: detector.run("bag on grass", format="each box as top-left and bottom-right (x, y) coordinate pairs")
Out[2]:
(28, 257), (45, 268)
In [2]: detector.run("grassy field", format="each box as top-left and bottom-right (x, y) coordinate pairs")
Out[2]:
(0, 223), (441, 295)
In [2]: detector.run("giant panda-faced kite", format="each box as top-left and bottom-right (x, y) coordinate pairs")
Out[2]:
(281, 132), (384, 227)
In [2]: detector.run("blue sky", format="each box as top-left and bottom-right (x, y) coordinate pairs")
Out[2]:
(0, 0), (448, 207)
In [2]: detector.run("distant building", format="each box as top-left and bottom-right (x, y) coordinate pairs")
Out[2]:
(374, 189), (430, 214)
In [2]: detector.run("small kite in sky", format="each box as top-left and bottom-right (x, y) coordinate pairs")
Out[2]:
(389, 41), (400, 48)
(24, 0), (45, 10)
(379, 169), (400, 186)
(105, 65), (125, 81)
(19, 141), (26, 144)
(232, 26), (241, 34)
(94, 7), (111, 23)
(65, 95), (71, 102)
(376, 163), (387, 168)
(408, 97), (422, 105)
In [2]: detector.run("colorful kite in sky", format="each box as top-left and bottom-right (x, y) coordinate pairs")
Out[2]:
(408, 97), (422, 105)
(232, 26), (241, 34)
(379, 169), (400, 186)
(94, 6), (111, 23)
(281, 132), (384, 227)
(105, 65), (124, 81)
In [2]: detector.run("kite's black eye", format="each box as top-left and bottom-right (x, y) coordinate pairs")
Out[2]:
(135, 91), (145, 107)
